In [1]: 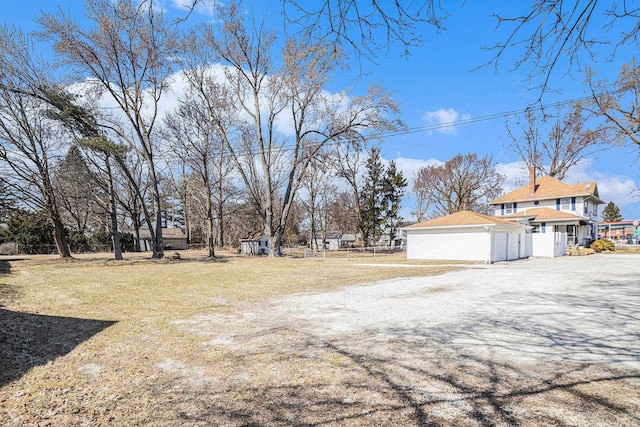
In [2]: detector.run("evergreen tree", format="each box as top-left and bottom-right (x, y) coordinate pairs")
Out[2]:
(359, 147), (386, 246)
(601, 201), (623, 222)
(54, 145), (104, 234)
(358, 148), (408, 246)
(5, 209), (55, 254)
(383, 160), (408, 246)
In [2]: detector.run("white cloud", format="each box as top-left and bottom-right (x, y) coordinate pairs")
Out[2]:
(422, 108), (470, 136)
(393, 156), (443, 183)
(170, 0), (217, 16)
(564, 163), (638, 212)
(495, 160), (530, 193)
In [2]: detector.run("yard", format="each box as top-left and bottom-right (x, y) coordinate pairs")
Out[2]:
(1, 251), (639, 425)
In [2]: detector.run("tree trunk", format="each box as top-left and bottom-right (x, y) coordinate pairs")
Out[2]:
(106, 155), (123, 260)
(43, 175), (72, 258)
(51, 214), (72, 258)
(207, 213), (216, 258)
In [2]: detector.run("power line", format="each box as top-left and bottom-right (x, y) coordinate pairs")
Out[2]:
(371, 93), (603, 140)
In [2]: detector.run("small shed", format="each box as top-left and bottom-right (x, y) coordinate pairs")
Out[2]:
(403, 211), (532, 262)
(313, 231), (342, 250)
(137, 228), (188, 251)
(340, 234), (357, 248)
(240, 234), (270, 255)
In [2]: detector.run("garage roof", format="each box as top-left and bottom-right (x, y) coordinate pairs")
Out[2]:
(405, 211), (528, 229)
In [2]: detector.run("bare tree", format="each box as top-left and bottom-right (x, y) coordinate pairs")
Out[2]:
(486, 1), (640, 96)
(0, 26), (73, 258)
(416, 153), (504, 217)
(411, 167), (431, 223)
(299, 152), (335, 250)
(282, 0), (448, 62)
(506, 103), (608, 180)
(38, 0), (180, 258)
(183, 3), (402, 256)
(113, 152), (151, 252)
(588, 60), (640, 152)
(330, 191), (359, 236)
(162, 95), (238, 257)
(332, 142), (366, 237)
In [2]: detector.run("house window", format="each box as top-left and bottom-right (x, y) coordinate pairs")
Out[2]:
(532, 225), (540, 233)
(505, 203), (514, 214)
(584, 200), (589, 215)
(561, 198), (570, 210)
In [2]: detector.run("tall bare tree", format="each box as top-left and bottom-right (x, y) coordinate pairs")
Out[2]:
(299, 152), (335, 250)
(162, 95), (238, 257)
(38, 0), (180, 258)
(332, 142), (366, 237)
(411, 167), (432, 223)
(181, 3), (402, 256)
(416, 153), (504, 217)
(0, 26), (73, 258)
(506, 104), (608, 180)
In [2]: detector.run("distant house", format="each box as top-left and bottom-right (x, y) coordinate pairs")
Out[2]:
(491, 168), (604, 248)
(240, 234), (270, 255)
(340, 234), (357, 247)
(404, 211), (532, 262)
(312, 231), (342, 250)
(598, 220), (639, 243)
(137, 228), (188, 251)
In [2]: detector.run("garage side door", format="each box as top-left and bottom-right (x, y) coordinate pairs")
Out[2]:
(493, 232), (508, 262)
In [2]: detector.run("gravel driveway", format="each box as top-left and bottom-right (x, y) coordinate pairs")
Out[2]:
(169, 253), (640, 426)
(275, 254), (640, 368)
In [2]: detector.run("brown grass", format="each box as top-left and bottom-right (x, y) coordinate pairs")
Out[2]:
(0, 250), (459, 319)
(0, 250), (466, 425)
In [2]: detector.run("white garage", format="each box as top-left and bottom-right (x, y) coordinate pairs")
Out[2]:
(404, 211), (532, 262)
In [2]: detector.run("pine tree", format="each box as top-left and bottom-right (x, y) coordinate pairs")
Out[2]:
(601, 201), (623, 222)
(358, 148), (408, 246)
(359, 147), (386, 245)
(383, 160), (407, 246)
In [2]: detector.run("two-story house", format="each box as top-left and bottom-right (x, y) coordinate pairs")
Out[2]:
(490, 168), (604, 247)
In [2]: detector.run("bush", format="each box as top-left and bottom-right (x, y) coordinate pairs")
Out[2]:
(67, 230), (92, 253)
(590, 239), (615, 253)
(89, 230), (135, 252)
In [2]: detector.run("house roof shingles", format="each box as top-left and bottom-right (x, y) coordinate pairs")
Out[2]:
(491, 175), (603, 204)
(405, 210), (528, 229)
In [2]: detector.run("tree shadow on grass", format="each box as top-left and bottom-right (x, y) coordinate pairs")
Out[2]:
(0, 309), (116, 387)
(143, 331), (640, 426)
(0, 260), (11, 274)
(141, 275), (640, 426)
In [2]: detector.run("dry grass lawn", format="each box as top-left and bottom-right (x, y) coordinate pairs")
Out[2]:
(0, 250), (462, 426)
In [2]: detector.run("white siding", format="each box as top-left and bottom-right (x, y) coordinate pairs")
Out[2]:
(406, 229), (490, 261)
(532, 232), (567, 257)
(492, 232), (508, 261)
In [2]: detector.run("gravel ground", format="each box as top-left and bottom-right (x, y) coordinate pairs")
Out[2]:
(164, 253), (640, 426)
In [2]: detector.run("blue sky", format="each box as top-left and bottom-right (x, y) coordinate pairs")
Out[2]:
(4, 0), (640, 220)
